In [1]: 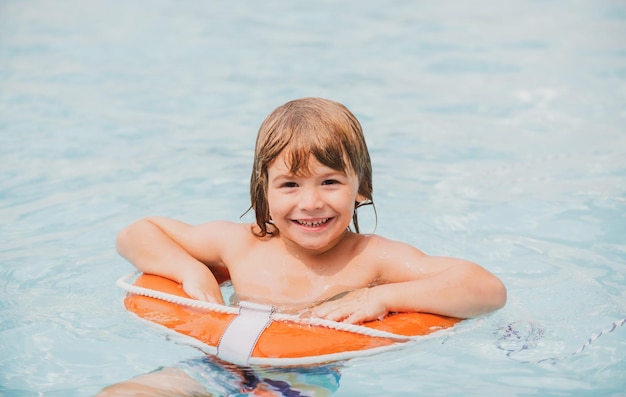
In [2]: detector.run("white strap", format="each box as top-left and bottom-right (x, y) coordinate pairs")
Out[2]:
(216, 301), (274, 366)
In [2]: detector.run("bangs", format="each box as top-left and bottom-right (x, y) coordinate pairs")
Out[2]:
(281, 129), (349, 176)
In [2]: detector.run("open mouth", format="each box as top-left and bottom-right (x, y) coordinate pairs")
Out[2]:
(294, 218), (331, 227)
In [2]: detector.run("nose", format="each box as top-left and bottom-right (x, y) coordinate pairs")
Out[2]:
(298, 186), (323, 211)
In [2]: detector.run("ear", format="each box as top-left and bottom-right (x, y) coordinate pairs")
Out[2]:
(356, 193), (367, 203)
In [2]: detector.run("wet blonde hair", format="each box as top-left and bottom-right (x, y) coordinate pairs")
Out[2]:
(248, 97), (374, 237)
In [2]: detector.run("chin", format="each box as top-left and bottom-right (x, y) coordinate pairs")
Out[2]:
(292, 235), (346, 255)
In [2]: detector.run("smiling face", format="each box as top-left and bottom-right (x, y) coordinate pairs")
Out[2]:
(249, 98), (373, 237)
(267, 152), (364, 255)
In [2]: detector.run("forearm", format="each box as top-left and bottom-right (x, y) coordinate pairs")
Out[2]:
(375, 262), (506, 318)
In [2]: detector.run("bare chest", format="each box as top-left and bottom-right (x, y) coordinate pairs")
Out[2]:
(225, 247), (376, 311)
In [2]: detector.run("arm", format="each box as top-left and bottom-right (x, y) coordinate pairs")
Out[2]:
(373, 256), (506, 317)
(116, 217), (233, 304)
(312, 239), (506, 323)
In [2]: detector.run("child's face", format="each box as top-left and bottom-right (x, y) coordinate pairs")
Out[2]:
(266, 152), (362, 255)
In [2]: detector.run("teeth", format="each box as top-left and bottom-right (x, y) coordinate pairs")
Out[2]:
(296, 218), (329, 227)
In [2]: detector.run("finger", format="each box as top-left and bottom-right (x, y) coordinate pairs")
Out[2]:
(343, 313), (361, 324)
(201, 291), (224, 305)
(187, 289), (208, 301)
(186, 288), (222, 304)
(344, 310), (375, 324)
(314, 304), (353, 322)
(309, 300), (335, 318)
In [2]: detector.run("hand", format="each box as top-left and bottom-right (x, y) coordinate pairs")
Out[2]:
(311, 287), (388, 324)
(181, 275), (224, 305)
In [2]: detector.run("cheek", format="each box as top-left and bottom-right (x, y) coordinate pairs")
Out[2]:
(330, 190), (358, 214)
(266, 191), (284, 215)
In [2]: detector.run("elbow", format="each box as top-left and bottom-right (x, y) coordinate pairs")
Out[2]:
(478, 272), (507, 315)
(115, 224), (134, 259)
(465, 263), (507, 317)
(488, 276), (507, 311)
(115, 218), (151, 259)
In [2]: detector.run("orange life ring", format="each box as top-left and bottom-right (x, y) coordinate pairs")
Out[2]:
(119, 273), (459, 366)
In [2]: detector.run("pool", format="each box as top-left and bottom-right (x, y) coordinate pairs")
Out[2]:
(1, 0), (624, 395)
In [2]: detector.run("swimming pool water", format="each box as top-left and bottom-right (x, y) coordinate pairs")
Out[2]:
(1, 0), (625, 396)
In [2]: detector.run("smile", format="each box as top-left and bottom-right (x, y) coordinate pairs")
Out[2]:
(294, 218), (331, 227)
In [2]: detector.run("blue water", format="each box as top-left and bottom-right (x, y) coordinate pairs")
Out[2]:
(1, 0), (625, 396)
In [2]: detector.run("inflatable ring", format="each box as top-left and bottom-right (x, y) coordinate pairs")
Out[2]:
(117, 272), (460, 366)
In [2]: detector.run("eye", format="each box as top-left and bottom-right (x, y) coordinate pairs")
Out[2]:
(322, 179), (340, 186)
(281, 181), (298, 188)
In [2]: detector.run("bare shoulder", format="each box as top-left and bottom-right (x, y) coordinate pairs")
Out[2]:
(155, 220), (256, 265)
(189, 220), (254, 241)
(195, 221), (260, 248)
(353, 234), (443, 283)
(201, 220), (251, 235)
(356, 233), (427, 258)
